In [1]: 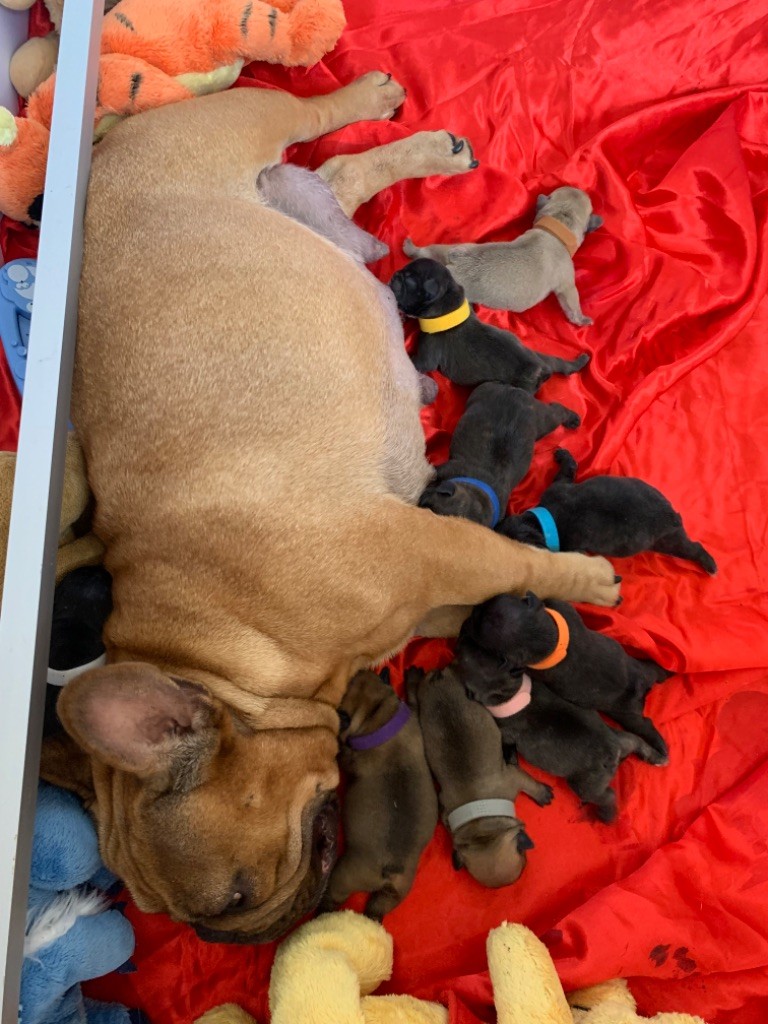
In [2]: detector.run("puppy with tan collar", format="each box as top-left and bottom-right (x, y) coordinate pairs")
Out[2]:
(404, 186), (602, 326)
(406, 665), (552, 888)
(323, 669), (438, 920)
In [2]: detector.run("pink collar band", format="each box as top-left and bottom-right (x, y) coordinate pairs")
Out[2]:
(487, 673), (532, 718)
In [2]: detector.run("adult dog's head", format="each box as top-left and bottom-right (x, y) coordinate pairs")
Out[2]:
(42, 662), (340, 943)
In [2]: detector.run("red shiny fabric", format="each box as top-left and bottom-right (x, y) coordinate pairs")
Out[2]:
(3, 0), (768, 1020)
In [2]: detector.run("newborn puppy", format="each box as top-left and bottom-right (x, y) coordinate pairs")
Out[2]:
(389, 258), (589, 390)
(463, 592), (671, 758)
(498, 448), (717, 574)
(419, 383), (579, 527)
(324, 669), (438, 920)
(455, 635), (664, 823)
(404, 186), (602, 326)
(406, 664), (552, 888)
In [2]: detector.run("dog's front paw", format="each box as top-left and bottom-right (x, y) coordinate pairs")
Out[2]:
(574, 315), (593, 327)
(407, 130), (479, 175)
(560, 552), (621, 607)
(403, 237), (418, 257)
(348, 71), (407, 121)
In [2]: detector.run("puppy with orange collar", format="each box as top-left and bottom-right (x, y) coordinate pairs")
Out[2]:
(462, 593), (672, 760)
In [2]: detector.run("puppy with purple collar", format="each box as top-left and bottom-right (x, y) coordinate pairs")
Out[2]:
(322, 669), (438, 920)
(406, 664), (552, 887)
(418, 382), (580, 527)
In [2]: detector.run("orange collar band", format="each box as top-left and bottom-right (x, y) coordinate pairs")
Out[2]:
(418, 299), (471, 334)
(527, 607), (570, 670)
(533, 215), (579, 258)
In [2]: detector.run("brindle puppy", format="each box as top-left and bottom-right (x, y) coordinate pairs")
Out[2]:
(498, 449), (717, 574)
(406, 665), (552, 887)
(419, 383), (579, 527)
(389, 258), (589, 390)
(323, 670), (438, 920)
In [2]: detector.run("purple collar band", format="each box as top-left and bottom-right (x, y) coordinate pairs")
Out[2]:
(346, 700), (411, 751)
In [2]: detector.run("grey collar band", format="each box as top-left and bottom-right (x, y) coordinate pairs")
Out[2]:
(446, 798), (517, 833)
(47, 652), (107, 688)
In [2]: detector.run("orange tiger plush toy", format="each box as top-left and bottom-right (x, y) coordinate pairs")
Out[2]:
(0, 0), (345, 224)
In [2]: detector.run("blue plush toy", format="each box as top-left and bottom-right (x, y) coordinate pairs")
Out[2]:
(21, 783), (148, 1024)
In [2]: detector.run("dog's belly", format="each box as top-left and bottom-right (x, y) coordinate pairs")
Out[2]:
(74, 193), (430, 540)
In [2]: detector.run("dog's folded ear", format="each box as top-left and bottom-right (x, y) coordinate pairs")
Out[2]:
(536, 193), (550, 212)
(378, 666), (392, 687)
(586, 213), (604, 233)
(56, 662), (221, 784)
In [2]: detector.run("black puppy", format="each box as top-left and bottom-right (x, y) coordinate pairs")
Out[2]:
(455, 635), (664, 823)
(498, 449), (717, 574)
(389, 258), (589, 391)
(463, 592), (671, 757)
(45, 565), (113, 737)
(419, 383), (580, 527)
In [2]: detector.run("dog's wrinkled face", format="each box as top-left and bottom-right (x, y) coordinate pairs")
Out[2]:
(453, 816), (533, 887)
(389, 258), (454, 316)
(47, 663), (340, 944)
(419, 480), (489, 525)
(464, 592), (546, 667)
(497, 514), (547, 547)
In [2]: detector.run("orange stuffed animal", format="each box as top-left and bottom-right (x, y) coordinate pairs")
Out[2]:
(0, 0), (345, 224)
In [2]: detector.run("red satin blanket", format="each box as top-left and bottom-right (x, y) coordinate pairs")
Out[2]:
(3, 0), (768, 1020)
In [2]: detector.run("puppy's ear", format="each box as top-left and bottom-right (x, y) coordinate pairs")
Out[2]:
(536, 193), (550, 213)
(524, 590), (537, 605)
(586, 213), (604, 233)
(435, 482), (457, 498)
(452, 849), (464, 871)
(517, 830), (535, 853)
(378, 666), (392, 687)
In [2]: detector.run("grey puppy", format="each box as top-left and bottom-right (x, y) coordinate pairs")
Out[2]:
(419, 383), (580, 527)
(498, 449), (717, 574)
(455, 636), (664, 824)
(323, 669), (438, 920)
(404, 186), (603, 325)
(406, 664), (552, 888)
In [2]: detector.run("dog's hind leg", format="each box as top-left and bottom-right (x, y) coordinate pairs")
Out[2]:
(650, 528), (718, 574)
(554, 281), (593, 327)
(535, 349), (591, 377)
(568, 771), (618, 823)
(616, 728), (668, 766)
(257, 164), (388, 263)
(317, 132), (478, 217)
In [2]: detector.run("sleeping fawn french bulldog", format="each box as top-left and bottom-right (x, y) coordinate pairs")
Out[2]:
(43, 75), (619, 944)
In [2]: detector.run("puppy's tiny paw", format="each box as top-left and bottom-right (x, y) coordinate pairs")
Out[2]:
(403, 237), (417, 257)
(534, 784), (555, 806)
(563, 412), (581, 430)
(577, 316), (593, 327)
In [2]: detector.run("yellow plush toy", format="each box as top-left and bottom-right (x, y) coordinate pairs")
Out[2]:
(194, 911), (708, 1024)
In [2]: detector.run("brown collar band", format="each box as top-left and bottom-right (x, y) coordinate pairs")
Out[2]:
(533, 215), (579, 258)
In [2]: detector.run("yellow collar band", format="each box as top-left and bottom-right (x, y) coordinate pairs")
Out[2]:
(418, 299), (471, 334)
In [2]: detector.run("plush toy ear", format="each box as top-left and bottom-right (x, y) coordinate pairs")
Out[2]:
(535, 193), (550, 212)
(56, 662), (220, 779)
(586, 213), (604, 232)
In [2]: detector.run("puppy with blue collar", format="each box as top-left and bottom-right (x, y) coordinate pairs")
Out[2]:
(498, 448), (717, 574)
(322, 669), (438, 921)
(419, 382), (580, 528)
(406, 664), (552, 888)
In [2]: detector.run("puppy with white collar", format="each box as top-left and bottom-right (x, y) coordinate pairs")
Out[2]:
(404, 186), (602, 326)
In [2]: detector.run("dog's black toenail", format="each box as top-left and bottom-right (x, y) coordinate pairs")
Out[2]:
(380, 73), (392, 84)
(452, 138), (465, 153)
(469, 159), (479, 168)
(616, 596), (623, 605)
(614, 574), (622, 583)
